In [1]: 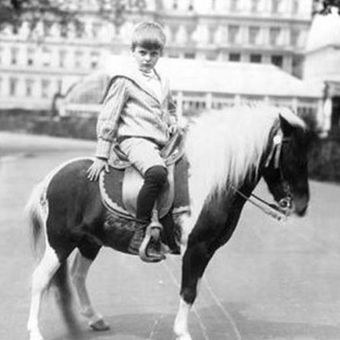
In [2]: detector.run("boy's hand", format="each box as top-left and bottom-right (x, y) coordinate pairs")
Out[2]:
(87, 158), (109, 181)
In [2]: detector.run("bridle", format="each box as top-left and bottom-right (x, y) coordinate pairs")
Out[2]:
(231, 129), (293, 222)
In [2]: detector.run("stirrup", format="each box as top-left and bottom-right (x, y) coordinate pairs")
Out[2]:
(139, 220), (168, 263)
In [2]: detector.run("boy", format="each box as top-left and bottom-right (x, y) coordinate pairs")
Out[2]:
(87, 21), (177, 261)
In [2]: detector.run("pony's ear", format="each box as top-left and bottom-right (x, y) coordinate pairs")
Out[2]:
(279, 114), (294, 136)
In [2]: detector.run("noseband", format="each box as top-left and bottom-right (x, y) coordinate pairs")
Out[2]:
(232, 129), (292, 221)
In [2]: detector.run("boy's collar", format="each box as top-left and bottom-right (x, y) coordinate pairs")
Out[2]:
(109, 59), (168, 104)
(139, 68), (159, 80)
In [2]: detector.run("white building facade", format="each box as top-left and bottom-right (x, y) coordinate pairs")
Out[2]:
(304, 8), (340, 135)
(0, 0), (315, 111)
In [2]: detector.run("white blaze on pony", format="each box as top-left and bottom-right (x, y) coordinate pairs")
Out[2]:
(25, 105), (309, 340)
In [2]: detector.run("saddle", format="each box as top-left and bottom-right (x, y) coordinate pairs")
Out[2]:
(99, 131), (190, 222)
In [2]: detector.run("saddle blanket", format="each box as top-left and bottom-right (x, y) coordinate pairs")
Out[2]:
(99, 155), (190, 221)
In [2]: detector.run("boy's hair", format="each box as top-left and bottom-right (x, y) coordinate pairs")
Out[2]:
(131, 21), (166, 51)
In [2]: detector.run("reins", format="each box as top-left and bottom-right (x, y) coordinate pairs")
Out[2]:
(231, 185), (288, 222)
(231, 129), (291, 222)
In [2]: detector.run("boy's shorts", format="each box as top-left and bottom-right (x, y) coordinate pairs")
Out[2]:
(119, 137), (166, 175)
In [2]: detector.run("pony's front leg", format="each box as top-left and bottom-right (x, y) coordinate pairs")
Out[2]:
(174, 298), (193, 340)
(174, 243), (211, 340)
(71, 249), (110, 331)
(27, 247), (60, 340)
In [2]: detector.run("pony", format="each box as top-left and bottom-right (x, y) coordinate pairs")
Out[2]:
(26, 105), (310, 340)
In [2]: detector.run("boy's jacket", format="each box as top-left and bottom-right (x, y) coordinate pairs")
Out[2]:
(95, 59), (177, 159)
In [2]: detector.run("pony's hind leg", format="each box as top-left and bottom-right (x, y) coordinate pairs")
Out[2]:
(27, 246), (60, 340)
(71, 244), (110, 331)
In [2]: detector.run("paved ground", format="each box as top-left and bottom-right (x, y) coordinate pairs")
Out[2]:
(1, 132), (340, 340)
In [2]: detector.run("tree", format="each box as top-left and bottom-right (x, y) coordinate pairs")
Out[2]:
(0, 0), (146, 34)
(0, 0), (76, 26)
(313, 0), (340, 15)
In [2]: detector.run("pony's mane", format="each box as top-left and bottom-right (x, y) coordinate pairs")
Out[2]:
(185, 105), (303, 206)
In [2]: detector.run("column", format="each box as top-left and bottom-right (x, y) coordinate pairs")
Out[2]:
(206, 92), (212, 110)
(176, 91), (183, 118)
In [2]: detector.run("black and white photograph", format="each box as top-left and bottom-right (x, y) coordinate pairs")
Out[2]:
(1, 0), (340, 339)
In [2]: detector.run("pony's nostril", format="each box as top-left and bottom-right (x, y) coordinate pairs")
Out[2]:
(296, 205), (308, 217)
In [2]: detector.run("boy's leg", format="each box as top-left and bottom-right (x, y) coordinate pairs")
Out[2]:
(136, 165), (168, 222)
(120, 138), (168, 259)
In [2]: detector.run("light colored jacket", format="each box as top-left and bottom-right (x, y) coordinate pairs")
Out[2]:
(95, 61), (177, 159)
(96, 61), (177, 158)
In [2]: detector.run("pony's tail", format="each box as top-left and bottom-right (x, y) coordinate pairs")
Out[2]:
(25, 181), (46, 259)
(25, 180), (81, 336)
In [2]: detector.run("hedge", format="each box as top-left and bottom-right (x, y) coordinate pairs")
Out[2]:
(1, 109), (340, 183)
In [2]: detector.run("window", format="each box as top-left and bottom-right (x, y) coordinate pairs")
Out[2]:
(269, 27), (281, 46)
(11, 47), (19, 65)
(90, 51), (99, 68)
(271, 55), (283, 67)
(169, 25), (179, 43)
(168, 52), (180, 58)
(251, 0), (260, 13)
(249, 26), (260, 45)
(25, 79), (34, 97)
(42, 47), (51, 67)
(57, 79), (63, 92)
(230, 0), (238, 11)
(292, 55), (302, 78)
(60, 23), (68, 38)
(208, 26), (216, 44)
(229, 53), (240, 61)
(92, 22), (102, 38)
(75, 22), (84, 38)
(27, 48), (34, 66)
(250, 54), (262, 63)
(292, 0), (299, 14)
(59, 50), (67, 68)
(184, 52), (195, 59)
(9, 77), (18, 96)
(290, 29), (300, 47)
(271, 0), (281, 13)
(74, 50), (83, 68)
(41, 79), (50, 98)
(206, 52), (217, 61)
(12, 23), (19, 35)
(43, 21), (52, 37)
(228, 25), (239, 44)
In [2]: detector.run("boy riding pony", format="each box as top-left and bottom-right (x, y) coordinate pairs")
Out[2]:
(87, 21), (178, 262)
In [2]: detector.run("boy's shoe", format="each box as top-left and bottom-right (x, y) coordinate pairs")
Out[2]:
(128, 221), (167, 262)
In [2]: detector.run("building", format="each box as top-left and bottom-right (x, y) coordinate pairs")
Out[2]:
(304, 7), (340, 135)
(60, 55), (322, 123)
(0, 0), (315, 112)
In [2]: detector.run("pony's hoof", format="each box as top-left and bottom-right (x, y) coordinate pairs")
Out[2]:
(176, 334), (192, 340)
(89, 318), (110, 331)
(29, 330), (44, 340)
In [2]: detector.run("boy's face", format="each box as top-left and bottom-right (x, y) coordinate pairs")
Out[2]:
(132, 46), (161, 73)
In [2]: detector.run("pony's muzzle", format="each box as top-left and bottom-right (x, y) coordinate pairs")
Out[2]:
(293, 194), (309, 217)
